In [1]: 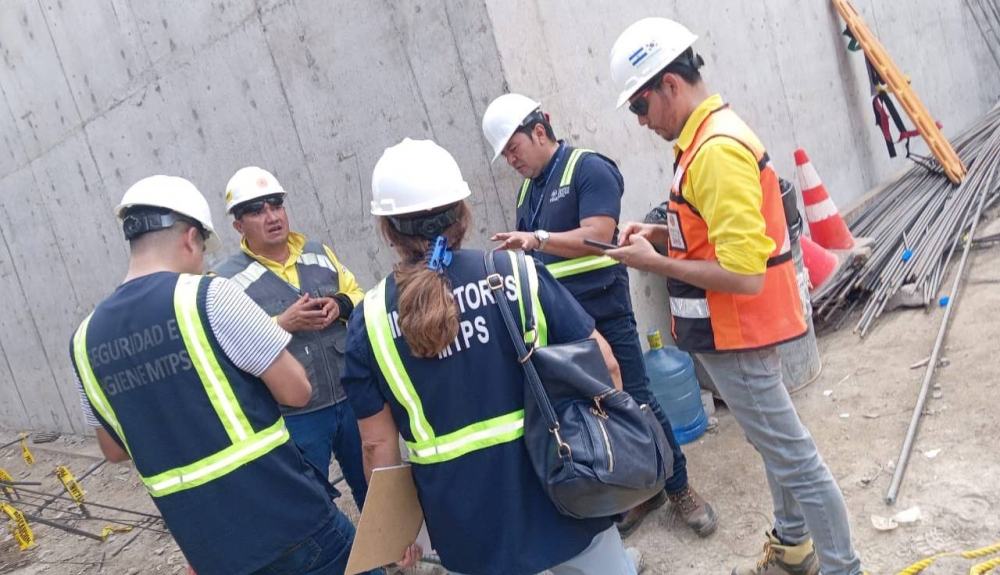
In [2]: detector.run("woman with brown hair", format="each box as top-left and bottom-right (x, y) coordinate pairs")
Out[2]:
(341, 138), (643, 575)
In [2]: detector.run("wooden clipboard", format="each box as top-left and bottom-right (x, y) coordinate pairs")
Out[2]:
(345, 465), (425, 575)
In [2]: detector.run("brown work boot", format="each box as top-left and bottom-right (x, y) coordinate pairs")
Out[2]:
(732, 532), (820, 575)
(616, 491), (667, 538)
(667, 485), (718, 537)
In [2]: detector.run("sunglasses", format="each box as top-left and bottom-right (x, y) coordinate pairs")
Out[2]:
(235, 195), (284, 218)
(629, 89), (652, 116)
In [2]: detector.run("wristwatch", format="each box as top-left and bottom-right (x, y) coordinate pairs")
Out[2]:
(534, 229), (550, 252)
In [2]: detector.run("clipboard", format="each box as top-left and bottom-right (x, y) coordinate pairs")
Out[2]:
(345, 465), (425, 575)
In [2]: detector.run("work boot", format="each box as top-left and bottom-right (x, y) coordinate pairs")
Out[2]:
(732, 532), (820, 575)
(667, 485), (719, 537)
(616, 491), (667, 538)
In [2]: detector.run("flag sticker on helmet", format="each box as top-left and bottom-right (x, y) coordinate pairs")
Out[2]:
(629, 41), (660, 67)
(257, 177), (268, 188)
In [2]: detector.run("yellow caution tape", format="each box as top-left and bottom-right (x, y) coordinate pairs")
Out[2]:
(0, 468), (15, 496)
(55, 465), (85, 504)
(99, 525), (133, 541)
(20, 435), (34, 466)
(1, 503), (36, 550)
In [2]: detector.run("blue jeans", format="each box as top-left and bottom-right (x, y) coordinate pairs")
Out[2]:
(595, 313), (689, 494)
(250, 511), (383, 575)
(695, 349), (863, 575)
(285, 401), (368, 511)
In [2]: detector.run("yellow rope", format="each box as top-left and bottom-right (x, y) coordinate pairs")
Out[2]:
(898, 555), (942, 575)
(896, 541), (1000, 575)
(965, 543), (1000, 560)
(970, 557), (1000, 575)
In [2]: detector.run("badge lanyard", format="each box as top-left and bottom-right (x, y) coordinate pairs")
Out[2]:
(528, 144), (568, 230)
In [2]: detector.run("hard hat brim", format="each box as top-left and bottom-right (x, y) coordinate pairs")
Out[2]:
(370, 187), (471, 216)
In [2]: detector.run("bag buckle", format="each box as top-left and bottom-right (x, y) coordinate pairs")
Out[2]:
(518, 340), (536, 363)
(551, 424), (572, 458)
(486, 273), (504, 290)
(592, 392), (611, 419)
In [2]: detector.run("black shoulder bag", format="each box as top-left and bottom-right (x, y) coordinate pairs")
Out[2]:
(485, 249), (671, 519)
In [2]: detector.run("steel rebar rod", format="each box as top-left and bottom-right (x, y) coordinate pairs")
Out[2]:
(0, 482), (161, 519)
(20, 510), (104, 541)
(885, 133), (999, 504)
(0, 436), (23, 450)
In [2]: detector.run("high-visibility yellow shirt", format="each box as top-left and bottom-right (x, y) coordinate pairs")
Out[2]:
(673, 94), (775, 275)
(240, 231), (364, 307)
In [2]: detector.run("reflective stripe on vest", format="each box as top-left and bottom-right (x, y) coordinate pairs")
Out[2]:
(517, 148), (618, 280)
(223, 248), (339, 293)
(297, 252), (338, 273)
(73, 314), (132, 458)
(516, 148), (595, 209)
(364, 251), (547, 465)
(517, 179), (531, 209)
(559, 148), (591, 187)
(546, 255), (618, 279)
(72, 274), (290, 497)
(670, 297), (710, 319)
(229, 261), (268, 291)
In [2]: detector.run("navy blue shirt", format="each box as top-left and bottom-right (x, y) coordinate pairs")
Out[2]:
(342, 250), (612, 575)
(515, 143), (633, 320)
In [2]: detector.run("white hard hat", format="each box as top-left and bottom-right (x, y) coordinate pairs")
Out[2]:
(371, 138), (471, 216)
(114, 175), (222, 253)
(225, 166), (286, 214)
(482, 93), (542, 162)
(610, 18), (699, 109)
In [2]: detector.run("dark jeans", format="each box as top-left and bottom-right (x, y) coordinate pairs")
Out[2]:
(595, 313), (689, 494)
(285, 401), (368, 511)
(250, 511), (383, 575)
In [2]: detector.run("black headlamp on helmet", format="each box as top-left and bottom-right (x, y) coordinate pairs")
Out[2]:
(387, 204), (462, 240)
(122, 206), (208, 241)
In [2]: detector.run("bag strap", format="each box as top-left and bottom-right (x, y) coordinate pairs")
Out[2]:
(484, 250), (567, 447)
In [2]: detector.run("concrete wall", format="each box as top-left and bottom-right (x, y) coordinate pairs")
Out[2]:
(485, 0), (1000, 339)
(1, 0), (997, 433)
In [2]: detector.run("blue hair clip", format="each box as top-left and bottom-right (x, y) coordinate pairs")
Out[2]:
(427, 236), (453, 273)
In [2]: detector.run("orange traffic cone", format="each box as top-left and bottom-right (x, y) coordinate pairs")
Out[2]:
(795, 149), (855, 250)
(799, 235), (842, 298)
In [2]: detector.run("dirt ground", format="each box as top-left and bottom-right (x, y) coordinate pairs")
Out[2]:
(2, 214), (998, 575)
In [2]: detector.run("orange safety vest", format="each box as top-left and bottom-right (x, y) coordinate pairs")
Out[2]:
(665, 105), (806, 353)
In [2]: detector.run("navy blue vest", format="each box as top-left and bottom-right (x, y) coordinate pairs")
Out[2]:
(364, 251), (610, 575)
(73, 273), (335, 575)
(515, 145), (633, 320)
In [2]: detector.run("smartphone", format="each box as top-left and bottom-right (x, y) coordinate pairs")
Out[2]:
(583, 238), (619, 251)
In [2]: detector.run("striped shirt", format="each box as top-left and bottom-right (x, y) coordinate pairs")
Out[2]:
(76, 277), (291, 427)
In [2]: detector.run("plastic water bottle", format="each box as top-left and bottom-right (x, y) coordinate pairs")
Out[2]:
(644, 329), (708, 444)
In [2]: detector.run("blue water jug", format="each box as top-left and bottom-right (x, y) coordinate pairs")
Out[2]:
(644, 329), (708, 444)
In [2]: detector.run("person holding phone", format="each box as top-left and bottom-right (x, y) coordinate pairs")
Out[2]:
(481, 95), (717, 538)
(607, 18), (865, 575)
(212, 166), (369, 513)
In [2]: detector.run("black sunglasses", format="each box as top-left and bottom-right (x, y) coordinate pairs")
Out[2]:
(629, 89), (652, 116)
(235, 195), (284, 218)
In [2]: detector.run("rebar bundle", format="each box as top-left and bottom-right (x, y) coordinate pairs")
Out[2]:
(814, 106), (1000, 335)
(966, 0), (1000, 72)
